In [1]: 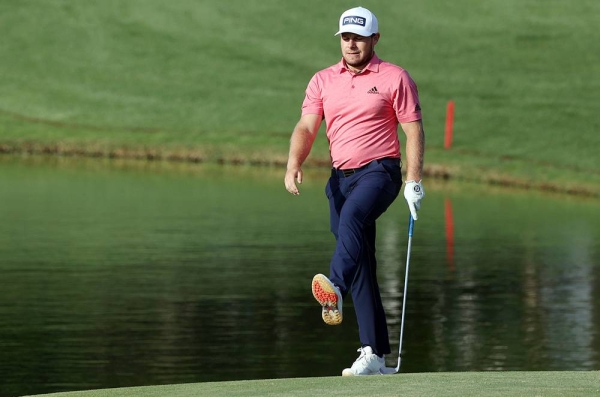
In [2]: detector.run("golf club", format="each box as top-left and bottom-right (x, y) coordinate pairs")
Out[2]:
(380, 213), (415, 375)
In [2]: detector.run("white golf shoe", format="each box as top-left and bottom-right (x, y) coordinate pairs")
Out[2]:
(311, 274), (343, 325)
(342, 346), (385, 376)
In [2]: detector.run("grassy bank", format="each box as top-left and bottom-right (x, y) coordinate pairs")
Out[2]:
(1, 0), (599, 197)
(27, 371), (600, 397)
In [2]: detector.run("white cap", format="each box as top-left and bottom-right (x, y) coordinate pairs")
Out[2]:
(334, 6), (379, 37)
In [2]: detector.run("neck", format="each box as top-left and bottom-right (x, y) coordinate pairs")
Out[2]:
(345, 52), (375, 74)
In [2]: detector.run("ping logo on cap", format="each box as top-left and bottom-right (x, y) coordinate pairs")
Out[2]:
(342, 16), (366, 27)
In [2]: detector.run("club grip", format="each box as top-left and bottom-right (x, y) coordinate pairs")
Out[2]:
(408, 213), (414, 237)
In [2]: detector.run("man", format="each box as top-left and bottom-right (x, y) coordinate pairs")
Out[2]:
(284, 6), (425, 376)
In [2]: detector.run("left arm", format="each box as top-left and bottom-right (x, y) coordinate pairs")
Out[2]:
(400, 119), (425, 182)
(400, 119), (425, 220)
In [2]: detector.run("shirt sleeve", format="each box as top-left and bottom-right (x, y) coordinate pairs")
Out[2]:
(301, 74), (324, 116)
(394, 70), (422, 123)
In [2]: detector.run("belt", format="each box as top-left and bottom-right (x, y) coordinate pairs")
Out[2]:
(335, 158), (400, 178)
(340, 166), (368, 177)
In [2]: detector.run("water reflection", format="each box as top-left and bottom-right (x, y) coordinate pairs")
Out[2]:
(0, 156), (598, 396)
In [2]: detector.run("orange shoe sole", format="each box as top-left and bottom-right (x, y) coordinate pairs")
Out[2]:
(312, 274), (343, 325)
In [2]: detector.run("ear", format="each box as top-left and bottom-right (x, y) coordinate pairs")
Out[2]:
(372, 33), (381, 45)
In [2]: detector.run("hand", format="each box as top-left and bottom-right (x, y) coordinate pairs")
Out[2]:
(284, 167), (303, 195)
(403, 180), (425, 220)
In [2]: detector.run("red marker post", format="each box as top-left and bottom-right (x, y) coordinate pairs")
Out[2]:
(444, 100), (455, 150)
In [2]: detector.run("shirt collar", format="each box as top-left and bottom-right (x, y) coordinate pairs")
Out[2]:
(337, 53), (381, 74)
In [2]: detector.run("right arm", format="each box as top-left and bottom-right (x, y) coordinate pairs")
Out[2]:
(284, 113), (323, 195)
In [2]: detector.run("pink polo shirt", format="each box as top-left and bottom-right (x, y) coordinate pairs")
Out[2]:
(302, 54), (422, 169)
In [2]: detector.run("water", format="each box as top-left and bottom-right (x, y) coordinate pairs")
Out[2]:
(1, 156), (599, 396)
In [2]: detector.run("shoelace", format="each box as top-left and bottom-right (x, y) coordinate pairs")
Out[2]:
(353, 347), (367, 363)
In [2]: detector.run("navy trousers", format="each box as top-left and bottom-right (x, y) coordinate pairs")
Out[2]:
(325, 158), (402, 356)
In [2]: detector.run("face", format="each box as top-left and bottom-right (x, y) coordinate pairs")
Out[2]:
(340, 32), (380, 71)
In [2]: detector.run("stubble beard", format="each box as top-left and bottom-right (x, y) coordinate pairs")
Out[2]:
(344, 47), (374, 71)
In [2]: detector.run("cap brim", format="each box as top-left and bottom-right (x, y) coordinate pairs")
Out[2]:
(335, 27), (372, 36)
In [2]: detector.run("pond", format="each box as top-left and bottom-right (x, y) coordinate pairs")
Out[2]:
(1, 156), (599, 396)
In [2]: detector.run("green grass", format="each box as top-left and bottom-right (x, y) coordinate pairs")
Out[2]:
(26, 371), (600, 397)
(1, 0), (600, 194)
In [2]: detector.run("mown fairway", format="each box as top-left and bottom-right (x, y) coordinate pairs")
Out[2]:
(26, 371), (600, 397)
(1, 0), (599, 193)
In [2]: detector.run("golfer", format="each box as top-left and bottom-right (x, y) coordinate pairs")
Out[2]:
(284, 6), (425, 376)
